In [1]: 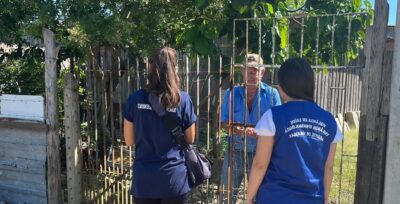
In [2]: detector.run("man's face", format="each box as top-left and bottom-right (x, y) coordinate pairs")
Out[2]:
(243, 66), (265, 86)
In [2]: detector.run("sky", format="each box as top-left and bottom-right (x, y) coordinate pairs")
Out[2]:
(369, 0), (398, 25)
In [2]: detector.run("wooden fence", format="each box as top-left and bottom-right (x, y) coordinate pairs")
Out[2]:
(63, 12), (369, 204)
(71, 52), (364, 203)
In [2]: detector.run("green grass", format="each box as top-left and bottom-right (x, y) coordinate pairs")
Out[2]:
(329, 128), (359, 204)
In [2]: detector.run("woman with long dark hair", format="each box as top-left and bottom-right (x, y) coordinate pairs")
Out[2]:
(123, 47), (196, 204)
(247, 58), (342, 204)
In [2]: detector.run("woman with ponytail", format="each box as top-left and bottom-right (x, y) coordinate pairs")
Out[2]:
(123, 47), (196, 204)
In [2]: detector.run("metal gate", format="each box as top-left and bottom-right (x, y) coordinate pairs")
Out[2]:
(220, 12), (368, 204)
(76, 12), (369, 204)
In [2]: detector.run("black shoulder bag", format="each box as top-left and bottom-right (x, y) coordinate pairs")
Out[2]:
(148, 93), (212, 188)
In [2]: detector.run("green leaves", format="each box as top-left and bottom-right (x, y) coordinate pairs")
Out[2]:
(199, 19), (219, 39)
(231, 0), (252, 14)
(184, 26), (216, 55)
(276, 18), (288, 58)
(284, 0), (307, 11)
(194, 0), (207, 9)
(278, 2), (286, 14)
(322, 65), (329, 75)
(353, 0), (361, 12)
(239, 5), (249, 15)
(0, 0), (373, 63)
(266, 3), (274, 15)
(0, 57), (45, 95)
(231, 0), (243, 13)
(196, 36), (215, 55)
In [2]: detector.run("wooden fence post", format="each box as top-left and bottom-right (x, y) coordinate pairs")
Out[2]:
(64, 73), (83, 203)
(43, 28), (61, 203)
(354, 0), (390, 204)
(384, 2), (400, 202)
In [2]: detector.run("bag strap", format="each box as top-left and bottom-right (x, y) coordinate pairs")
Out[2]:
(148, 93), (187, 147)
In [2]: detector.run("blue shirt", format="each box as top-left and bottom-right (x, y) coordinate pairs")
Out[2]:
(123, 89), (196, 198)
(221, 82), (281, 152)
(254, 101), (342, 204)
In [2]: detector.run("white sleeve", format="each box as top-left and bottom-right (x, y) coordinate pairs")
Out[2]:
(254, 109), (275, 137)
(332, 126), (343, 143)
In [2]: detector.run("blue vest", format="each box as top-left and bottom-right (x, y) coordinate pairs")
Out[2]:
(221, 83), (281, 151)
(257, 101), (337, 204)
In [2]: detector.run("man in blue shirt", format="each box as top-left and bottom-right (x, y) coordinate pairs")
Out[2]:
(220, 54), (281, 202)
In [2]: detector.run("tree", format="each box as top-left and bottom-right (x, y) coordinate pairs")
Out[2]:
(1, 0), (372, 76)
(183, 0), (373, 65)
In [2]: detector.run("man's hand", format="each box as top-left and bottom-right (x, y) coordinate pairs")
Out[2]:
(232, 126), (257, 138)
(245, 127), (257, 138)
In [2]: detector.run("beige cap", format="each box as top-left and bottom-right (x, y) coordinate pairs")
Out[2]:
(244, 53), (264, 69)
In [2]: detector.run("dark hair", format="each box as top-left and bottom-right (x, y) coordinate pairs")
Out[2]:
(278, 58), (314, 101)
(146, 47), (180, 108)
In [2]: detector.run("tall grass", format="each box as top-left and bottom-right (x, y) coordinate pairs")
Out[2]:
(329, 128), (359, 204)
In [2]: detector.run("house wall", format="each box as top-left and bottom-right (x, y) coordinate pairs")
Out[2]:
(0, 120), (47, 204)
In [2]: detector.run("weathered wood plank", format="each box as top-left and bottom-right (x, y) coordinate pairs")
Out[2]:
(0, 167), (45, 185)
(323, 71), (329, 111)
(0, 188), (46, 204)
(0, 120), (47, 130)
(360, 26), (372, 118)
(380, 37), (394, 115)
(43, 28), (61, 204)
(0, 142), (46, 160)
(357, 68), (363, 110)
(315, 71), (321, 106)
(383, 2), (400, 202)
(0, 129), (46, 145)
(355, 68), (360, 110)
(339, 70), (345, 114)
(364, 1), (389, 142)
(0, 178), (46, 195)
(355, 0), (389, 203)
(0, 159), (45, 174)
(64, 72), (83, 203)
(351, 68), (356, 111)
